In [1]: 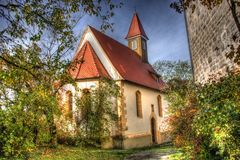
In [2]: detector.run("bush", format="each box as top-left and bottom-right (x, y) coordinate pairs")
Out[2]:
(0, 106), (35, 158)
(167, 73), (240, 159)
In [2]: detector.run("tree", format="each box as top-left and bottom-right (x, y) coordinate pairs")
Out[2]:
(153, 60), (192, 82)
(0, 0), (123, 157)
(170, 0), (240, 64)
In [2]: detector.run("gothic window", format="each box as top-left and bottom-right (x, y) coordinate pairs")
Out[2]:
(136, 90), (143, 118)
(66, 91), (73, 118)
(132, 40), (137, 50)
(80, 88), (91, 119)
(157, 95), (163, 117)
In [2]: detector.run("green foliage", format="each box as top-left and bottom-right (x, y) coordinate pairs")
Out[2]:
(167, 73), (240, 159)
(0, 44), (65, 157)
(0, 0), (123, 157)
(170, 0), (224, 13)
(194, 73), (240, 159)
(75, 78), (120, 147)
(0, 105), (34, 158)
(153, 60), (192, 82)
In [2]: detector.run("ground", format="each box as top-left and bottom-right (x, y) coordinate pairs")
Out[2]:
(124, 144), (181, 160)
(25, 143), (182, 160)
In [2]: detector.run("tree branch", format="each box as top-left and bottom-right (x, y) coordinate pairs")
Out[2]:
(228, 0), (240, 33)
(0, 55), (38, 80)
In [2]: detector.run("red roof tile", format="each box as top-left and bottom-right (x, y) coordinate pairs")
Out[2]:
(125, 13), (148, 39)
(89, 26), (165, 91)
(69, 41), (109, 79)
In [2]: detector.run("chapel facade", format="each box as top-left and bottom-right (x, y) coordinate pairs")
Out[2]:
(59, 13), (170, 149)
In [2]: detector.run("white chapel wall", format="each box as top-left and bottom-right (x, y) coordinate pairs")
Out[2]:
(123, 82), (169, 137)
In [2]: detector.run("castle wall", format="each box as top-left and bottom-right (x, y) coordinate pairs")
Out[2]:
(186, 0), (240, 83)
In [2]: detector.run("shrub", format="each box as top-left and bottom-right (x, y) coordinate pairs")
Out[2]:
(0, 106), (35, 158)
(167, 73), (240, 159)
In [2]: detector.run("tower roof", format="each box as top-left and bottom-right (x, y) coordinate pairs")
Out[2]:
(125, 13), (148, 39)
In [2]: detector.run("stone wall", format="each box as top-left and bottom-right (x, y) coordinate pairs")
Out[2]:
(186, 0), (240, 83)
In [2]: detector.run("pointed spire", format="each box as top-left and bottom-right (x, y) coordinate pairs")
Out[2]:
(125, 13), (148, 40)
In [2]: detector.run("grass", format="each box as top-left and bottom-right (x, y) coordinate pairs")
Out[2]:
(0, 143), (182, 160)
(29, 145), (140, 160)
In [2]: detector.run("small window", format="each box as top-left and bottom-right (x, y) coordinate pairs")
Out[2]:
(66, 91), (73, 118)
(142, 40), (146, 50)
(157, 95), (163, 117)
(151, 104), (154, 112)
(131, 40), (137, 50)
(136, 90), (143, 118)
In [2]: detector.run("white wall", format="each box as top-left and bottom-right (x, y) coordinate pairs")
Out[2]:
(60, 80), (99, 114)
(60, 80), (118, 134)
(123, 82), (169, 137)
(60, 80), (170, 140)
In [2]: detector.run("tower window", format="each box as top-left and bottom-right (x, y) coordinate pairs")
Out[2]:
(136, 90), (143, 118)
(142, 40), (146, 50)
(131, 40), (137, 50)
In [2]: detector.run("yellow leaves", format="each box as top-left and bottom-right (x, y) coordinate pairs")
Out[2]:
(175, 111), (181, 117)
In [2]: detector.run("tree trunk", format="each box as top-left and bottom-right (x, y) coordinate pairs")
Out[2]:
(45, 110), (57, 147)
(48, 116), (57, 147)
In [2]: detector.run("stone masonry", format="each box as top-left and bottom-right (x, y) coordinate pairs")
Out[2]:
(185, 0), (240, 83)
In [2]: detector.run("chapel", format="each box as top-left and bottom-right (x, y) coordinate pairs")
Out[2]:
(61, 13), (170, 149)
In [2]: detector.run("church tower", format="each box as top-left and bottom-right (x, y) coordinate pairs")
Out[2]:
(125, 13), (149, 63)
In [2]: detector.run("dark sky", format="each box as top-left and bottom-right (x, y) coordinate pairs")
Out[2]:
(74, 0), (190, 64)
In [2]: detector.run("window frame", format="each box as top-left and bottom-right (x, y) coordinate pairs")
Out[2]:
(142, 40), (146, 50)
(66, 90), (73, 118)
(157, 95), (163, 117)
(136, 90), (143, 118)
(131, 40), (137, 50)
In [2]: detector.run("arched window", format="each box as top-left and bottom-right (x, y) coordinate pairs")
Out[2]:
(66, 91), (73, 118)
(79, 88), (91, 119)
(131, 40), (137, 50)
(157, 95), (163, 117)
(136, 90), (143, 118)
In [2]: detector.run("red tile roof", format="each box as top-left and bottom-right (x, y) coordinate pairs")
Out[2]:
(125, 13), (148, 39)
(89, 26), (165, 91)
(69, 41), (109, 79)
